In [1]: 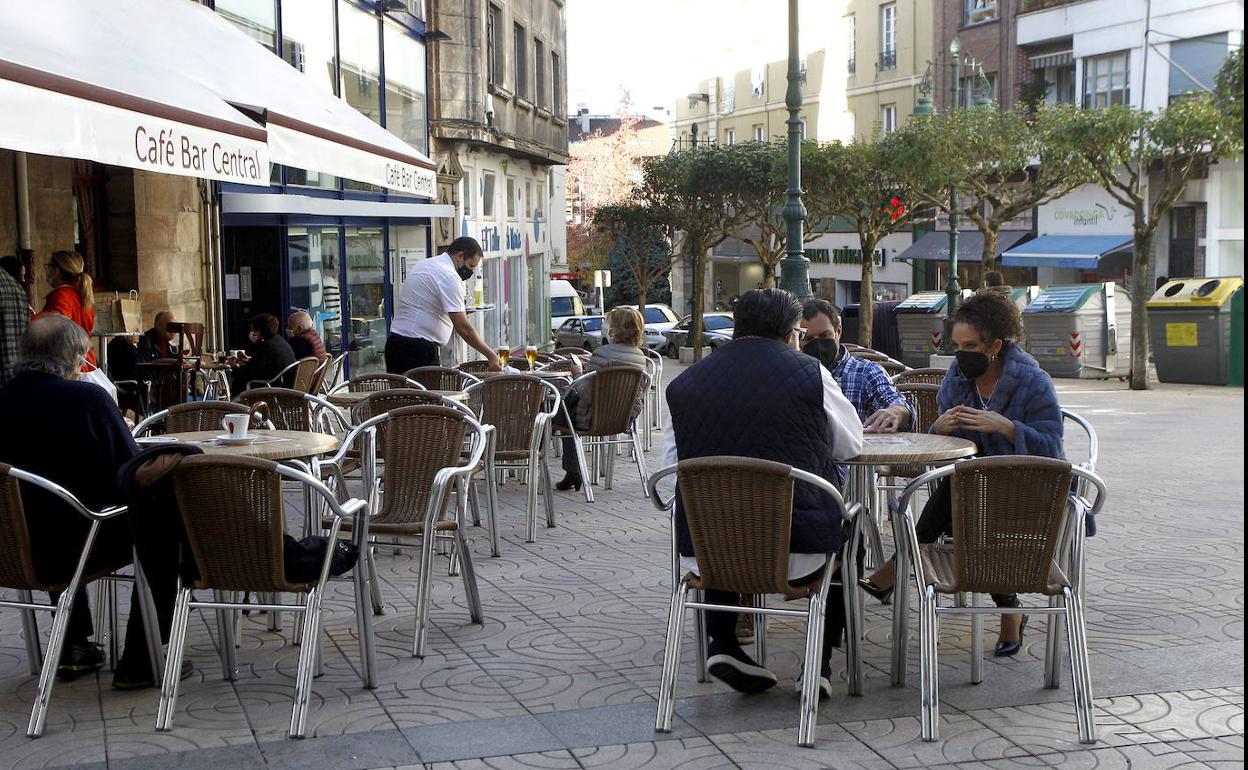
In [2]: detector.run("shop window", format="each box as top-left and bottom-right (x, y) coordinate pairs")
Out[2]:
(482, 171), (496, 218)
(215, 0), (277, 52)
(339, 0), (382, 124)
(383, 23), (428, 155)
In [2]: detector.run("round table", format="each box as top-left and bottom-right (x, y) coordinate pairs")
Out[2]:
(326, 389), (467, 406)
(845, 432), (976, 687)
(475, 369), (570, 381)
(139, 430), (341, 461)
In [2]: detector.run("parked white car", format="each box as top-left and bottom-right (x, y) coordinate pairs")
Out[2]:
(612, 304), (680, 350)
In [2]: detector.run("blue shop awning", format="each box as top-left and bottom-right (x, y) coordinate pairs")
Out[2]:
(1001, 235), (1132, 269)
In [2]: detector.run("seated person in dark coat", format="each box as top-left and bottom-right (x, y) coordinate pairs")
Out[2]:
(137, 310), (179, 361)
(230, 313), (296, 391)
(0, 315), (179, 688)
(660, 289), (863, 697)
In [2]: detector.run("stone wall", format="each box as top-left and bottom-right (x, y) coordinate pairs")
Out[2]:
(131, 171), (208, 326)
(0, 150), (76, 304)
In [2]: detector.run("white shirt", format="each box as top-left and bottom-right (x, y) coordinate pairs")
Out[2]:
(661, 363), (864, 579)
(390, 253), (467, 345)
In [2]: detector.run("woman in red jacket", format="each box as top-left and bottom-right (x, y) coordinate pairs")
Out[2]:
(37, 250), (97, 367)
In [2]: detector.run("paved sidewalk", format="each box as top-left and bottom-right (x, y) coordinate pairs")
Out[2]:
(0, 371), (1242, 769)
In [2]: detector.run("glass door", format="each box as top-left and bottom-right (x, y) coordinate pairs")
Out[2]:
(221, 225), (283, 352)
(287, 225), (343, 355)
(344, 226), (387, 374)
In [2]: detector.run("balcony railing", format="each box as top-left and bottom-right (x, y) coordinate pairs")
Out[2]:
(878, 50), (897, 71)
(1020, 0), (1082, 12)
(848, 58), (856, 75)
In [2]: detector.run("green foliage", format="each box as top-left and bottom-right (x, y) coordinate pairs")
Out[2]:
(1215, 46), (1244, 143)
(594, 203), (676, 310)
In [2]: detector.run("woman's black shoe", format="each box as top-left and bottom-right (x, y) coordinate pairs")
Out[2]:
(857, 578), (894, 605)
(554, 474), (582, 492)
(994, 614), (1029, 657)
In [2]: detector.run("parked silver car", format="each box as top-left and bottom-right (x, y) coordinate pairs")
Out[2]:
(553, 315), (606, 350)
(662, 312), (734, 357)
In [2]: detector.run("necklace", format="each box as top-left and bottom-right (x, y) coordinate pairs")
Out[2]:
(975, 377), (1001, 410)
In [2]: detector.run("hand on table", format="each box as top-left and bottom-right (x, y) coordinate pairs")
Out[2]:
(485, 352), (503, 371)
(863, 404), (909, 433)
(952, 406), (1013, 435)
(932, 407), (963, 435)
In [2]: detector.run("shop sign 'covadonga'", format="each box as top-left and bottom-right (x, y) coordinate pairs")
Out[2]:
(134, 125), (266, 182)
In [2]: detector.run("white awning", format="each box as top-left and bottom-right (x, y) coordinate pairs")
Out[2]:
(221, 192), (453, 219)
(0, 0), (436, 195)
(1029, 50), (1074, 70)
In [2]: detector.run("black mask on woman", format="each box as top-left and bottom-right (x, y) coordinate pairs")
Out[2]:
(955, 350), (991, 379)
(803, 338), (842, 371)
(456, 265), (475, 281)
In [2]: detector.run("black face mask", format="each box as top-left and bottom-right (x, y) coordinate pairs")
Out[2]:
(955, 350), (991, 379)
(803, 338), (842, 371)
(456, 264), (475, 281)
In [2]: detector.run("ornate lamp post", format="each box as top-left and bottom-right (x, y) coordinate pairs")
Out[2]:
(942, 38), (963, 355)
(777, 0), (810, 299)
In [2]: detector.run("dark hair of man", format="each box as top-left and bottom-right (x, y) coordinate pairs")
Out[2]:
(249, 313), (281, 338)
(732, 288), (802, 341)
(983, 270), (1005, 288)
(0, 256), (22, 283)
(801, 298), (841, 329)
(447, 236), (483, 259)
(954, 289), (1023, 342)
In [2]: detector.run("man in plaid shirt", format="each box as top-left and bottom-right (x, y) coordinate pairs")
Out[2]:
(0, 257), (30, 387)
(799, 299), (913, 432)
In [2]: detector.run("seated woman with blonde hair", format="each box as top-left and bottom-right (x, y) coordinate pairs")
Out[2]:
(555, 306), (649, 491)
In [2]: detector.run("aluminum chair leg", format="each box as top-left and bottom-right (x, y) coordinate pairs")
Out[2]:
(1044, 594), (1064, 689)
(632, 429), (649, 495)
(265, 591), (281, 633)
(604, 437), (617, 490)
(18, 590), (44, 675)
(447, 533), (462, 577)
(467, 478), (482, 527)
(841, 535), (865, 696)
(354, 552), (377, 689)
(457, 529), (484, 624)
(484, 451), (501, 556)
(568, 430), (594, 503)
(693, 591), (708, 683)
(541, 458), (556, 529)
(367, 546), (384, 615)
(214, 591), (238, 681)
(655, 581), (690, 733)
(26, 588), (77, 737)
(891, 507), (911, 688)
(93, 581), (111, 666)
(957, 593), (984, 685)
(525, 452), (541, 543)
(156, 586), (193, 732)
(412, 522), (439, 658)
(290, 587), (323, 738)
(797, 585), (829, 747)
(918, 589), (940, 742)
(754, 595), (768, 664)
(1064, 587), (1097, 744)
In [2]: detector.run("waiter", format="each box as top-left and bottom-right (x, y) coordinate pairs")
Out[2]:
(385, 236), (502, 373)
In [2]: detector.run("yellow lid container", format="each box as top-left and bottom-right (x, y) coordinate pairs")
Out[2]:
(1147, 277), (1244, 308)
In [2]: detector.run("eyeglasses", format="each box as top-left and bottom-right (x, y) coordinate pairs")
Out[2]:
(794, 328), (808, 341)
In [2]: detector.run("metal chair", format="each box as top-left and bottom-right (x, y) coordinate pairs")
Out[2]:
(896, 383), (941, 434)
(235, 388), (349, 434)
(647, 457), (859, 747)
(892, 367), (948, 386)
(403, 366), (481, 391)
(321, 406), (488, 660)
(877, 358), (908, 376)
(0, 464), (162, 738)
(132, 400), (260, 437)
(641, 348), (665, 449)
(895, 457), (1107, 744)
(562, 367), (650, 494)
(464, 374), (561, 543)
(157, 456), (367, 738)
(317, 353), (347, 395)
(553, 346), (590, 358)
(332, 373), (423, 393)
(248, 356), (319, 392)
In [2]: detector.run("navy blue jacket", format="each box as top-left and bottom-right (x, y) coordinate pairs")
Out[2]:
(938, 342), (1064, 459)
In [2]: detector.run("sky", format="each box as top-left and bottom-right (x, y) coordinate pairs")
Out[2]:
(566, 0), (841, 119)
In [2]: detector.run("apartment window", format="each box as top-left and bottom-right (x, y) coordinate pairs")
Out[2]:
(1083, 51), (1130, 108)
(879, 4), (897, 71)
(482, 171), (496, 217)
(847, 15), (856, 75)
(963, 0), (998, 26)
(487, 4), (503, 87)
(1054, 65), (1076, 104)
(506, 177), (517, 219)
(752, 124), (765, 142)
(552, 52), (563, 114)
(215, 0), (277, 52)
(513, 23), (528, 99)
(534, 39), (547, 109)
(1169, 34), (1229, 103)
(525, 180), (533, 218)
(463, 169), (472, 217)
(881, 104), (897, 133)
(725, 128), (735, 145)
(535, 181), (545, 221)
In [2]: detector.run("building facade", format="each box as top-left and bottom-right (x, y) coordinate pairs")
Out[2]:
(932, 0), (1024, 111)
(845, 0), (934, 138)
(428, 0), (569, 352)
(1016, 0), (1244, 281)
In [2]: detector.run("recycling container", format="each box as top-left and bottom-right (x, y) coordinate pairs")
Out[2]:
(1022, 282), (1133, 379)
(895, 291), (954, 369)
(1146, 277), (1244, 386)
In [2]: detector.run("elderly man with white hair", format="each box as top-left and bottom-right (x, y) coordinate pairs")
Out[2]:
(0, 314), (184, 689)
(286, 310), (327, 362)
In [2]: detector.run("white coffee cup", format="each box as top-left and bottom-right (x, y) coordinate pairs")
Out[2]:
(222, 414), (250, 439)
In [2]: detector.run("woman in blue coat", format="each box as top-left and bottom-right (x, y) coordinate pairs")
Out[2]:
(862, 289), (1063, 656)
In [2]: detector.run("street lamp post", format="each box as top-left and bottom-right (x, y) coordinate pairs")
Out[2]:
(942, 39), (963, 354)
(777, 0), (810, 299)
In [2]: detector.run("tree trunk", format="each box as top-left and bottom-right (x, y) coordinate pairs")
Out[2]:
(637, 279), (648, 325)
(981, 228), (999, 273)
(689, 238), (706, 361)
(761, 261), (777, 288)
(858, 235), (879, 348)
(1128, 225), (1154, 391)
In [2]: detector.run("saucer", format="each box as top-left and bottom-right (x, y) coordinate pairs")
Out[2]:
(215, 433), (259, 445)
